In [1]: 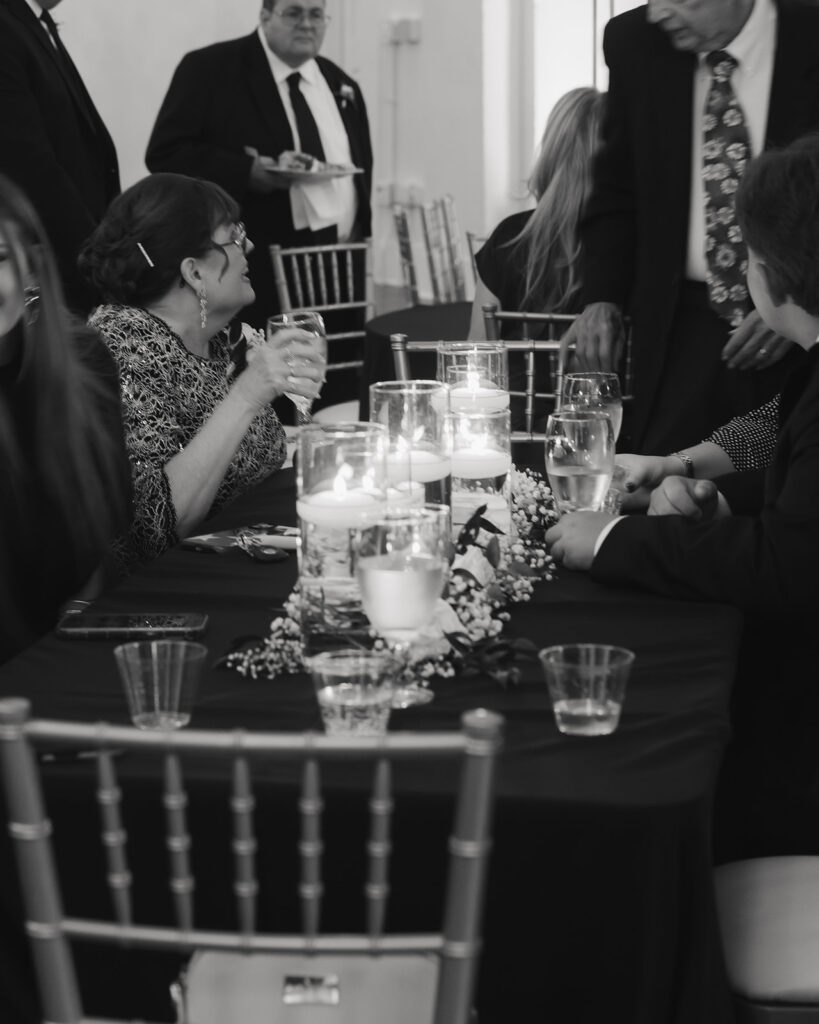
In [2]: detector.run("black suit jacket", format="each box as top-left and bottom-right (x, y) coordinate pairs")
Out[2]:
(592, 344), (819, 611)
(0, 0), (120, 312)
(145, 32), (373, 324)
(580, 1), (819, 449)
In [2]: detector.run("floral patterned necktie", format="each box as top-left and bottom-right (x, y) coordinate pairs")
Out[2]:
(703, 51), (752, 328)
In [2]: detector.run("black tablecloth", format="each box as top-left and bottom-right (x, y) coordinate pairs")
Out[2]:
(0, 469), (741, 1023)
(361, 302), (472, 418)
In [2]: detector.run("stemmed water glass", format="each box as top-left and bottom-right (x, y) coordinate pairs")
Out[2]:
(266, 311), (327, 425)
(544, 411), (615, 515)
(561, 372), (623, 442)
(354, 505), (450, 709)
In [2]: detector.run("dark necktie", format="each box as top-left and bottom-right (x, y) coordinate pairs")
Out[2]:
(286, 72), (326, 161)
(703, 51), (752, 328)
(39, 9), (97, 129)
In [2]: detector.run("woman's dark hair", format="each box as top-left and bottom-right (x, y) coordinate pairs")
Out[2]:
(735, 133), (819, 316)
(79, 173), (240, 307)
(0, 174), (130, 642)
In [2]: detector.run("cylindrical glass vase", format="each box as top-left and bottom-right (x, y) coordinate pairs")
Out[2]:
(296, 423), (388, 658)
(449, 407), (512, 538)
(369, 380), (452, 508)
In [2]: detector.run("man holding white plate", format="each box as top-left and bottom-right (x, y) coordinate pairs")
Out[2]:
(146, 0), (373, 327)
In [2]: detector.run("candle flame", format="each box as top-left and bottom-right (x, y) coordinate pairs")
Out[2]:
(332, 462), (354, 495)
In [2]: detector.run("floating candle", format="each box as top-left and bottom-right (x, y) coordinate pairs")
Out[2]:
(297, 489), (385, 528)
(450, 448), (511, 480)
(449, 386), (510, 413)
(386, 449), (452, 485)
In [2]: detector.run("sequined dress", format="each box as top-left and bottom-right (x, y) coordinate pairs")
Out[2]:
(90, 304), (286, 568)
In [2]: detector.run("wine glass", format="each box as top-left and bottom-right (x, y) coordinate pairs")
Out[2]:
(266, 312), (327, 425)
(544, 411), (615, 515)
(561, 372), (623, 442)
(354, 505), (450, 709)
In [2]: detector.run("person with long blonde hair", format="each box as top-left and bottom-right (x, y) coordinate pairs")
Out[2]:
(468, 87), (605, 337)
(0, 174), (130, 664)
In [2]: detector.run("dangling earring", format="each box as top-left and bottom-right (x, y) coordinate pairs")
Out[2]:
(24, 284), (41, 326)
(199, 288), (208, 330)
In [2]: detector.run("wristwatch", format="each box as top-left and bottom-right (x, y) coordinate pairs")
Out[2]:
(669, 451), (695, 478)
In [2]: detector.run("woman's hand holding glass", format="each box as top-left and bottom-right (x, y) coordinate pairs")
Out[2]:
(234, 328), (324, 411)
(267, 312), (327, 423)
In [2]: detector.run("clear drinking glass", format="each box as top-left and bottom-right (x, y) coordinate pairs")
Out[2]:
(545, 411), (615, 514)
(267, 311), (327, 425)
(354, 505), (450, 709)
(539, 643), (635, 736)
(561, 372), (623, 442)
(308, 649), (396, 736)
(114, 639), (207, 730)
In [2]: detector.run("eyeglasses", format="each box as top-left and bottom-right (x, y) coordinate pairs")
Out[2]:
(273, 7), (330, 26)
(218, 222), (248, 256)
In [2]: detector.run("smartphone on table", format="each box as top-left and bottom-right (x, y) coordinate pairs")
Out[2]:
(56, 611), (208, 640)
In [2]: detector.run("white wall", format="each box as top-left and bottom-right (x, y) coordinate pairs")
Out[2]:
(58, 0), (644, 289)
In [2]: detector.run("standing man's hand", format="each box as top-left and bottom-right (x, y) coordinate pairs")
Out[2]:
(721, 309), (793, 371)
(562, 302), (625, 372)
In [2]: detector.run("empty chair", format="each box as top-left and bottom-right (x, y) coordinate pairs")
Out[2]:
(270, 240), (373, 411)
(0, 698), (503, 1024)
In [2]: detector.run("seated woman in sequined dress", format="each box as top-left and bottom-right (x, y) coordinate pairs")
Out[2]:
(79, 173), (324, 570)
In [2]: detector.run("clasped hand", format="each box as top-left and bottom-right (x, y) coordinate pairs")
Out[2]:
(234, 328), (326, 409)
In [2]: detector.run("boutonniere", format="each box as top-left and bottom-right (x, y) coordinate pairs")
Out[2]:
(336, 84), (356, 110)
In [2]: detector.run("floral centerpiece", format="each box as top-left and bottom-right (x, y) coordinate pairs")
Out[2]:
(224, 468), (558, 687)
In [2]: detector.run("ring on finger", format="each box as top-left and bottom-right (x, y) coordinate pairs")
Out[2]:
(758, 347), (768, 357)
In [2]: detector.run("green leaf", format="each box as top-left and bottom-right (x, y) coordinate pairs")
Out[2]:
(485, 534), (501, 567)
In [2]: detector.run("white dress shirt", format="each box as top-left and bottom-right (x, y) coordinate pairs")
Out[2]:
(685, 0), (777, 281)
(257, 29), (357, 240)
(23, 0), (56, 47)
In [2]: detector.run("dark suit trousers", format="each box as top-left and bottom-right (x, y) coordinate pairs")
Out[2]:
(632, 282), (796, 455)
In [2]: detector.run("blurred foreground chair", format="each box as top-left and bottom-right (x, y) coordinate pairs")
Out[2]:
(0, 698), (502, 1024)
(716, 857), (819, 1022)
(393, 197), (469, 306)
(270, 240), (373, 414)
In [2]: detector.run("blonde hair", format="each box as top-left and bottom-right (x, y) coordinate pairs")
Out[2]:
(511, 87), (605, 312)
(0, 175), (128, 637)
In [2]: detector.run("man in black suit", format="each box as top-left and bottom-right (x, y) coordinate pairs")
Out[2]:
(146, 0), (373, 330)
(0, 0), (120, 313)
(568, 0), (819, 455)
(548, 135), (819, 854)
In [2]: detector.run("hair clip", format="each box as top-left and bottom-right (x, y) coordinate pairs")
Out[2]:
(136, 242), (154, 268)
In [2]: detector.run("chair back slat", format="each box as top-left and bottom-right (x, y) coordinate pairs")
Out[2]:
(291, 254), (306, 308)
(231, 752), (258, 941)
(440, 195), (467, 302)
(270, 245), (292, 314)
(393, 207), (421, 305)
(420, 202), (444, 304)
(163, 753), (194, 932)
(434, 710), (503, 1024)
(366, 759), (393, 939)
(299, 757), (323, 939)
(390, 332), (411, 382)
(314, 251), (328, 305)
(0, 700), (83, 1023)
(96, 748), (133, 927)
